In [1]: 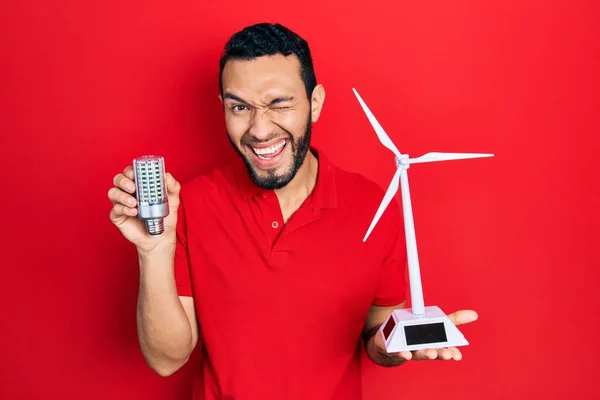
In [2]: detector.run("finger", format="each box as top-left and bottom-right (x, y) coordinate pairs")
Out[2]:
(124, 165), (134, 180)
(413, 347), (463, 361)
(447, 310), (479, 326)
(110, 203), (138, 223)
(107, 187), (120, 205)
(450, 347), (462, 361)
(113, 173), (136, 194)
(412, 348), (438, 361)
(108, 187), (137, 208)
(165, 172), (180, 195)
(437, 347), (454, 361)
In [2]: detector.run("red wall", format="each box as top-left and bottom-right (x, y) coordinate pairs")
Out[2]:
(2, 1), (599, 399)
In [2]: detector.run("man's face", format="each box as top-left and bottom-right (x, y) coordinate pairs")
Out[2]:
(220, 54), (313, 190)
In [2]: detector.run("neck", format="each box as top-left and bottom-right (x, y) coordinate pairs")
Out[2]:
(274, 150), (318, 213)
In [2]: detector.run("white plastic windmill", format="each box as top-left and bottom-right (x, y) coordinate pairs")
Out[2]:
(352, 87), (493, 353)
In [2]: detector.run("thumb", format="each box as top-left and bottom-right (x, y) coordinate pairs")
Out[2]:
(164, 172), (181, 208)
(448, 310), (478, 326)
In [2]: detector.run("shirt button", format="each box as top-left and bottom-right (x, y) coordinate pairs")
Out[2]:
(271, 221), (279, 229)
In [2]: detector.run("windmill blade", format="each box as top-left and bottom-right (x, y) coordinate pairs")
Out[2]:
(352, 88), (402, 160)
(363, 167), (403, 242)
(409, 152), (494, 164)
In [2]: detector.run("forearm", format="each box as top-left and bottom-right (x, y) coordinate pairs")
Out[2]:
(136, 250), (193, 374)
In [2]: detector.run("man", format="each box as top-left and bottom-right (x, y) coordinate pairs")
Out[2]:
(108, 22), (477, 400)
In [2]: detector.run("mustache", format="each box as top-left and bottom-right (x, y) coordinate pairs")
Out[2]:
(241, 133), (291, 146)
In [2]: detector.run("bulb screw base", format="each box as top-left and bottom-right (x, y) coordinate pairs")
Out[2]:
(146, 219), (165, 235)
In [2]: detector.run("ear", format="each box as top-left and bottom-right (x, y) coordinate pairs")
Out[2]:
(310, 84), (326, 123)
(219, 94), (223, 103)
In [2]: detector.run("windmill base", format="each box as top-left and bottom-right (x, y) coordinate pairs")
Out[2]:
(379, 306), (469, 353)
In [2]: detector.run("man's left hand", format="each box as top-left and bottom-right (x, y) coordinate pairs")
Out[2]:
(368, 310), (478, 367)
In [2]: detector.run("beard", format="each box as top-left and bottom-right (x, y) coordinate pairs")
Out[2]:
(229, 113), (312, 190)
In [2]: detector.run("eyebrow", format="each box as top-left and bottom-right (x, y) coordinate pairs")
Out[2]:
(223, 93), (248, 104)
(268, 96), (295, 105)
(223, 93), (295, 106)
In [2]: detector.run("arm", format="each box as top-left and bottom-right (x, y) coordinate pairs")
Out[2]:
(109, 166), (199, 376)
(362, 302), (407, 367)
(137, 250), (199, 376)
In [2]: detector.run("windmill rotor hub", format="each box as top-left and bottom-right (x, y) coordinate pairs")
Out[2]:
(396, 156), (410, 169)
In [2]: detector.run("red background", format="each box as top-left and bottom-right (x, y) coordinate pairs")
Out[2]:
(2, 1), (599, 399)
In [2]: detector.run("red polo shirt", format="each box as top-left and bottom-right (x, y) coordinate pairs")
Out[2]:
(174, 148), (407, 400)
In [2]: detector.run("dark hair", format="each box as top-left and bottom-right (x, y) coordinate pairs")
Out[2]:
(219, 23), (317, 100)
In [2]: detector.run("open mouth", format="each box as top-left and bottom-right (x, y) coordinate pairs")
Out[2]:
(249, 139), (287, 160)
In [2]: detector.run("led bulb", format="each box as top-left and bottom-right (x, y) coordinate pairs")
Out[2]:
(133, 155), (169, 235)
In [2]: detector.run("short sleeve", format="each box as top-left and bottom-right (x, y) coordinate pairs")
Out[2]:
(174, 188), (193, 297)
(372, 199), (408, 307)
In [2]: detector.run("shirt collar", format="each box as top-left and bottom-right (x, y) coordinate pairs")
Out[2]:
(233, 147), (338, 210)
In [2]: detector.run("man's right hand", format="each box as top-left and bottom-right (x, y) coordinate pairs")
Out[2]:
(108, 165), (182, 256)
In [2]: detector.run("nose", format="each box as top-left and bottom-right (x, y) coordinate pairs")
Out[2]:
(248, 108), (274, 141)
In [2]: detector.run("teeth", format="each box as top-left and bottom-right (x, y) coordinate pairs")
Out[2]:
(252, 140), (286, 156)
